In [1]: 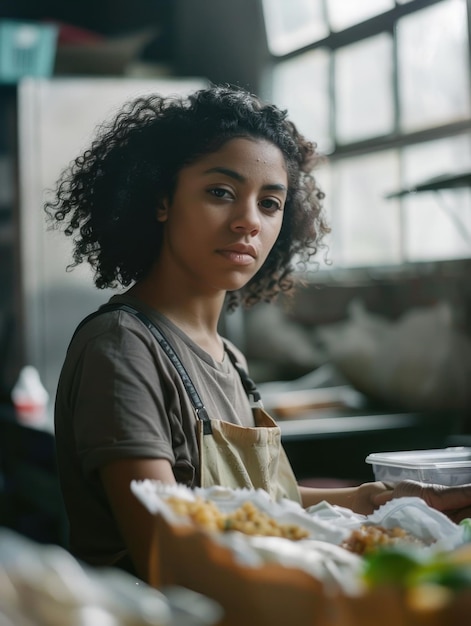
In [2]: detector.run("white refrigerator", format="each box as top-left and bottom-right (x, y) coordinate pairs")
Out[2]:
(16, 76), (205, 414)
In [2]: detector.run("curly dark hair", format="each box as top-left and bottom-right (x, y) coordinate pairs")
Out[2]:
(45, 84), (329, 309)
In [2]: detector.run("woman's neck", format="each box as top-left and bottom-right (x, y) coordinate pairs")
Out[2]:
(127, 275), (227, 362)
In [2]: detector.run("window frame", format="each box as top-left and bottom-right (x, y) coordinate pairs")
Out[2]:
(263, 0), (471, 276)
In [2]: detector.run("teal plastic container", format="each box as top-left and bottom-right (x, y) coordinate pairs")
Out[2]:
(0, 20), (58, 83)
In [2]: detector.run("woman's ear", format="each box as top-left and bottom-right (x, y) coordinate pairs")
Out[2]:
(156, 199), (169, 222)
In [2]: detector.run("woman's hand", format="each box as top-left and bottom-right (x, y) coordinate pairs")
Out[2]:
(299, 481), (391, 514)
(349, 481), (392, 515)
(372, 480), (471, 523)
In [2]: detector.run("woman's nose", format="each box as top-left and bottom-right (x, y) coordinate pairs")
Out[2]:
(230, 199), (261, 235)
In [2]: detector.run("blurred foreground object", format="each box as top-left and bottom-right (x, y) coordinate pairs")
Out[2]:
(0, 528), (222, 626)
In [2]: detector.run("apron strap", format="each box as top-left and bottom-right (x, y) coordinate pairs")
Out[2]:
(224, 345), (262, 407)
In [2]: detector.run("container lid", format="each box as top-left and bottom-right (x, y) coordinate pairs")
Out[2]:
(365, 446), (471, 469)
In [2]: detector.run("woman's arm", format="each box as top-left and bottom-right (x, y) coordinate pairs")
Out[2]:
(301, 480), (471, 522)
(299, 482), (390, 515)
(100, 457), (176, 582)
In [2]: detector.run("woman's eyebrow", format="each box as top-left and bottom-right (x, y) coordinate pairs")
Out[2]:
(203, 166), (245, 182)
(203, 166), (287, 191)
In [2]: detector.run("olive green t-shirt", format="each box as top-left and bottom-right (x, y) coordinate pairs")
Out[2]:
(54, 293), (254, 567)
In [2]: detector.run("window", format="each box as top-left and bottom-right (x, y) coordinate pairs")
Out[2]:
(335, 33), (394, 143)
(262, 0), (328, 55)
(264, 0), (471, 270)
(327, 0), (395, 31)
(397, 1), (470, 131)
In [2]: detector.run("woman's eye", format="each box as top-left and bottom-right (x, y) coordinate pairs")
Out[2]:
(260, 198), (282, 212)
(209, 187), (232, 199)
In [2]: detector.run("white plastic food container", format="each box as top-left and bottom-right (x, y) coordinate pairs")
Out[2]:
(365, 447), (471, 486)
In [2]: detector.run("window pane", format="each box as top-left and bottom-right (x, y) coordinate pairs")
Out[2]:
(327, 0), (394, 31)
(272, 49), (332, 153)
(329, 151), (401, 267)
(335, 34), (394, 143)
(262, 0), (328, 55)
(401, 135), (471, 261)
(397, 0), (470, 132)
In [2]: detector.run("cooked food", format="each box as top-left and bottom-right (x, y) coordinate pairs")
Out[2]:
(165, 496), (310, 540)
(341, 524), (427, 556)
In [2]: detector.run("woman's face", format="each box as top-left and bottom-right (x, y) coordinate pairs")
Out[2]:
(157, 137), (288, 294)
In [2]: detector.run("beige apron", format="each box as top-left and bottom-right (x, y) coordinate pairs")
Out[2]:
(198, 407), (301, 503)
(76, 303), (301, 504)
(195, 346), (301, 504)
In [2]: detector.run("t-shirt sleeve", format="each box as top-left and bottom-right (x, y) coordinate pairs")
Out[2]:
(69, 317), (176, 478)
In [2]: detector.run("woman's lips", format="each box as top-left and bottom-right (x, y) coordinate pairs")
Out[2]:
(217, 243), (257, 266)
(218, 250), (255, 265)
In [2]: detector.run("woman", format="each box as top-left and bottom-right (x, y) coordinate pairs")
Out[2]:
(46, 84), (471, 582)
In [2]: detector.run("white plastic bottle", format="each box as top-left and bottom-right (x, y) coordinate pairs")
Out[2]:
(11, 365), (49, 426)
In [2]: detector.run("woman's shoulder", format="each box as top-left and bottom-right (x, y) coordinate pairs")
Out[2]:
(69, 296), (157, 351)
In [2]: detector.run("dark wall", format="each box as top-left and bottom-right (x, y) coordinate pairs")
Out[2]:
(173, 0), (269, 93)
(0, 0), (170, 35)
